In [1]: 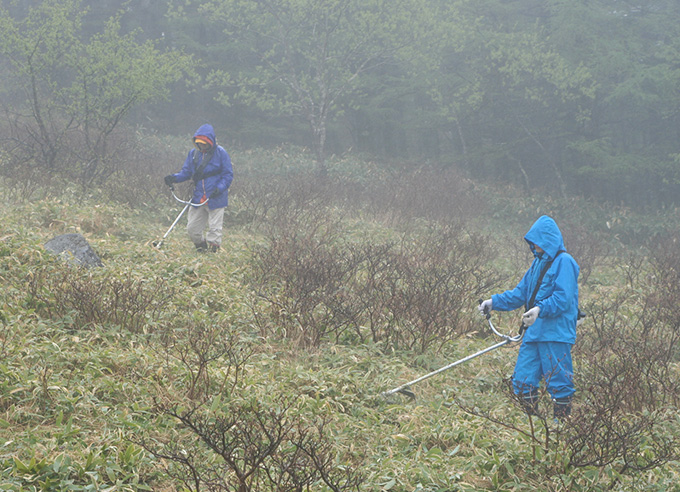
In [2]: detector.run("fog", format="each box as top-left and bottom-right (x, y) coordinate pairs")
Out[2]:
(1, 0), (679, 208)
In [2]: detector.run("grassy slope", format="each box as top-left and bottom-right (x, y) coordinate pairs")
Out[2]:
(1, 154), (679, 491)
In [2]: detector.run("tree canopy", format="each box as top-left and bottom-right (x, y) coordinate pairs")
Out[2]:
(188, 0), (423, 173)
(0, 0), (679, 208)
(0, 0), (192, 185)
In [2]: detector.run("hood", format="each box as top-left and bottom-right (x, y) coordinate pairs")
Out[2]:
(524, 215), (565, 260)
(193, 123), (217, 148)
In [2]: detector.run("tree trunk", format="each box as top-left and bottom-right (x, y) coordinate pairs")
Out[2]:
(312, 120), (327, 176)
(515, 115), (567, 199)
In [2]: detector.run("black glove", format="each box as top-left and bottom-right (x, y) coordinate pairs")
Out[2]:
(164, 175), (176, 187)
(210, 189), (223, 199)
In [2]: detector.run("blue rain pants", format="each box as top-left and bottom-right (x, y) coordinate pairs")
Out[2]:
(512, 341), (574, 399)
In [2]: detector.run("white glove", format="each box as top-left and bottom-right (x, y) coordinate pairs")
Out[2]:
(478, 299), (493, 316)
(576, 308), (586, 327)
(522, 306), (540, 327)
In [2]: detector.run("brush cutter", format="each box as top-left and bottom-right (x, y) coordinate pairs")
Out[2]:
(380, 301), (525, 399)
(153, 186), (209, 249)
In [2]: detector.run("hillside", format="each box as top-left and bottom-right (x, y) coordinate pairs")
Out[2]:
(1, 148), (679, 491)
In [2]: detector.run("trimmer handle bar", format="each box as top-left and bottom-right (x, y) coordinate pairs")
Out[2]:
(380, 303), (524, 399)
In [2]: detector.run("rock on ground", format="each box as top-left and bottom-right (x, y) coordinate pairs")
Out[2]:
(44, 233), (103, 268)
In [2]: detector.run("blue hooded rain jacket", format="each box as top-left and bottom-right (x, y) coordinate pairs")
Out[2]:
(171, 124), (233, 211)
(491, 216), (580, 344)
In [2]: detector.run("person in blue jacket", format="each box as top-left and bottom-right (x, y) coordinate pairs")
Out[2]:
(478, 216), (580, 419)
(165, 124), (234, 252)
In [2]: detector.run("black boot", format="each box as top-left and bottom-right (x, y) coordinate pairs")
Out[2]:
(520, 390), (539, 416)
(553, 396), (572, 419)
(195, 241), (208, 252)
(207, 242), (220, 253)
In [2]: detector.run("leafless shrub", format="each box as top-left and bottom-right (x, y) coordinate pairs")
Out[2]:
(359, 166), (485, 226)
(0, 109), (68, 175)
(566, 403), (677, 475)
(155, 318), (256, 401)
(141, 396), (365, 492)
(226, 174), (283, 228)
(579, 236), (680, 413)
(457, 346), (679, 490)
(0, 111), (174, 208)
(570, 265), (680, 476)
(250, 209), (503, 352)
(101, 130), (183, 208)
(647, 233), (680, 340)
(23, 264), (174, 332)
(237, 166), (502, 352)
(234, 171), (336, 231)
(0, 110), (120, 189)
(363, 226), (503, 352)
(616, 251), (647, 288)
(0, 113), (66, 200)
(250, 224), (366, 348)
(560, 221), (610, 284)
(453, 233), (680, 488)
(562, 294), (680, 482)
(235, 164), (485, 233)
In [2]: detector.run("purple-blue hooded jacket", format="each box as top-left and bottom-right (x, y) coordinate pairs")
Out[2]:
(492, 216), (580, 344)
(171, 124), (233, 210)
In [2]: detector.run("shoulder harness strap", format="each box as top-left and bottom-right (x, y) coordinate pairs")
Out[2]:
(526, 250), (564, 310)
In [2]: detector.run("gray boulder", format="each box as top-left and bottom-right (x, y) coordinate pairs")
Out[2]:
(44, 233), (103, 268)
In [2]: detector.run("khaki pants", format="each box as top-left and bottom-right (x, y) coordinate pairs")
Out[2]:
(187, 206), (225, 246)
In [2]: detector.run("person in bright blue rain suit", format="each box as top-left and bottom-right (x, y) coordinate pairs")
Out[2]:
(479, 216), (580, 419)
(165, 124), (233, 252)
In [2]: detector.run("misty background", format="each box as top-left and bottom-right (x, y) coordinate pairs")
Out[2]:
(0, 0), (679, 209)
(3, 2), (680, 490)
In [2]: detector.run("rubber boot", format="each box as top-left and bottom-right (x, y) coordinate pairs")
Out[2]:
(553, 396), (572, 419)
(207, 242), (220, 253)
(195, 241), (208, 253)
(520, 390), (539, 416)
